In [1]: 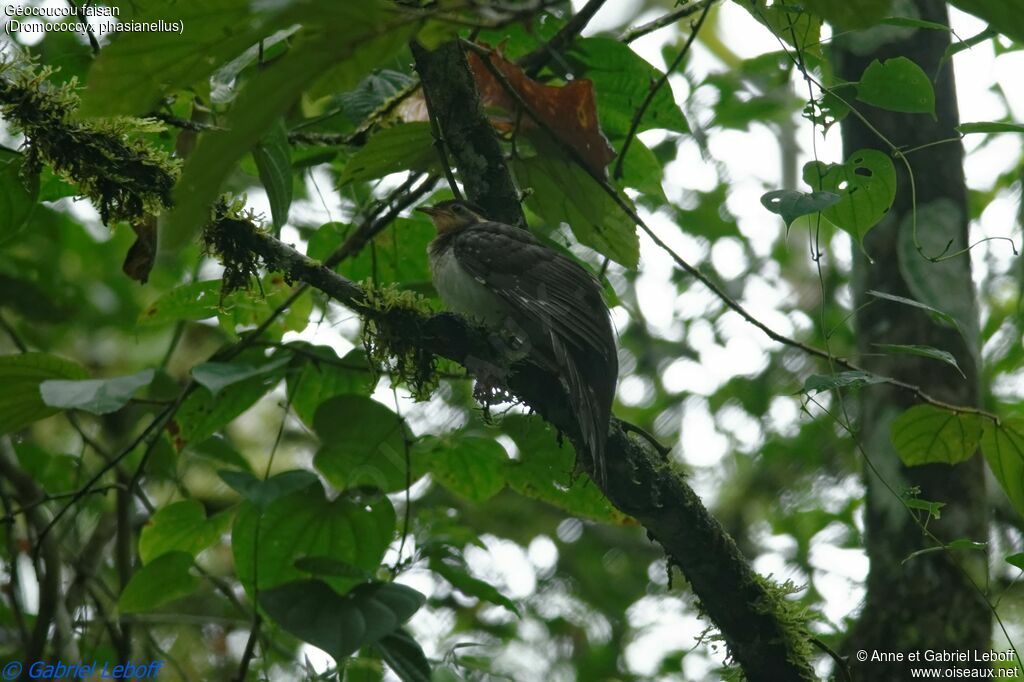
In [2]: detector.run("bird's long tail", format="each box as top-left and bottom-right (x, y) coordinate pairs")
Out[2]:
(550, 335), (613, 486)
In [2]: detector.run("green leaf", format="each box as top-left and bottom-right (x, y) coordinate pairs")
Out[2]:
(339, 217), (436, 287)
(865, 290), (962, 332)
(890, 405), (984, 466)
(218, 469), (319, 510)
(803, 149), (896, 245)
(0, 148), (38, 244)
(902, 538), (986, 565)
(980, 418), (1024, 517)
(138, 280), (224, 326)
(39, 369), (155, 415)
(856, 57), (935, 116)
(338, 123), (437, 186)
(414, 436), (508, 503)
(428, 551), (518, 614)
(253, 119), (293, 229)
(232, 482), (394, 595)
(760, 189), (840, 228)
(294, 556), (373, 580)
(139, 500), (230, 564)
(807, 83), (856, 132)
(943, 27), (998, 63)
(881, 17), (953, 31)
(873, 343), (965, 378)
(119, 552), (199, 613)
(948, 0), (1024, 42)
(957, 121), (1024, 134)
(0, 353), (88, 435)
(1006, 552), (1024, 571)
(286, 346), (376, 427)
(376, 628), (432, 682)
(737, 1), (822, 55)
(566, 37), (689, 137)
(175, 357), (285, 448)
(162, 7), (416, 251)
(501, 415), (630, 524)
(259, 580), (424, 663)
(803, 0), (892, 29)
(800, 371), (886, 395)
(615, 138), (666, 200)
(514, 154), (639, 267)
(313, 395), (414, 493)
(191, 355), (290, 396)
(80, 0), (288, 116)
(903, 496), (945, 519)
(186, 436), (253, 471)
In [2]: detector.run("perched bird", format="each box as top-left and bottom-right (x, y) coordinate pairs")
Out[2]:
(418, 199), (618, 483)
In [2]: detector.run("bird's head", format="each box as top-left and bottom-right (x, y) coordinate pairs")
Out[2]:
(417, 200), (487, 233)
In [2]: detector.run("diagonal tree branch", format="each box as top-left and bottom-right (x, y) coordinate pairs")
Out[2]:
(216, 199), (816, 682)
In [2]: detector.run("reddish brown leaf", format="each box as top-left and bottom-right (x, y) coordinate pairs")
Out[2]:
(467, 47), (615, 177)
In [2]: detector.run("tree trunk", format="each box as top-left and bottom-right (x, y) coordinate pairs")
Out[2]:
(835, 2), (990, 678)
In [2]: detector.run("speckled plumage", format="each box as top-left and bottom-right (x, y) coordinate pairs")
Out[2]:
(423, 203), (618, 483)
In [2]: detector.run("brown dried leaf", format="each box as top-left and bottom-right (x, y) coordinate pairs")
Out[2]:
(123, 216), (158, 284)
(467, 47), (615, 177)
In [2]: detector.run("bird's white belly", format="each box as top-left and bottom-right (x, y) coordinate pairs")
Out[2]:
(430, 247), (509, 327)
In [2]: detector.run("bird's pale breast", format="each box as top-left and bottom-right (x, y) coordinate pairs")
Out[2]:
(429, 244), (510, 327)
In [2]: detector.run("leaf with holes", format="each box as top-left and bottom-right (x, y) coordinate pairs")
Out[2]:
(803, 149), (896, 246)
(890, 405), (984, 466)
(760, 189), (840, 229)
(980, 418), (1024, 517)
(856, 57), (935, 116)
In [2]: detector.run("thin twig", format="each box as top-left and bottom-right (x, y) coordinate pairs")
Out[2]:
(66, 0), (100, 55)
(614, 2), (711, 180)
(519, 0), (609, 75)
(417, 71), (463, 199)
(620, 0), (717, 43)
(0, 312), (27, 352)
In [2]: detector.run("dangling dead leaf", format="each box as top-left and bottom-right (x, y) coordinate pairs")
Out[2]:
(123, 216), (158, 284)
(467, 47), (615, 177)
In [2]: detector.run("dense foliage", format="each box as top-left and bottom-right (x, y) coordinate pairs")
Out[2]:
(1, 0), (1023, 680)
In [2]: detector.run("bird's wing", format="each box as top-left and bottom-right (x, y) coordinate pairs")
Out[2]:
(451, 222), (616, 363)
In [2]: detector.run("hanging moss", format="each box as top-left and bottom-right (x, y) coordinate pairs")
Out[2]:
(0, 59), (179, 224)
(202, 197), (267, 295)
(360, 281), (440, 400)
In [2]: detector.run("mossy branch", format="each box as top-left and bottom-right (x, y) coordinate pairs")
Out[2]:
(0, 60), (178, 224)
